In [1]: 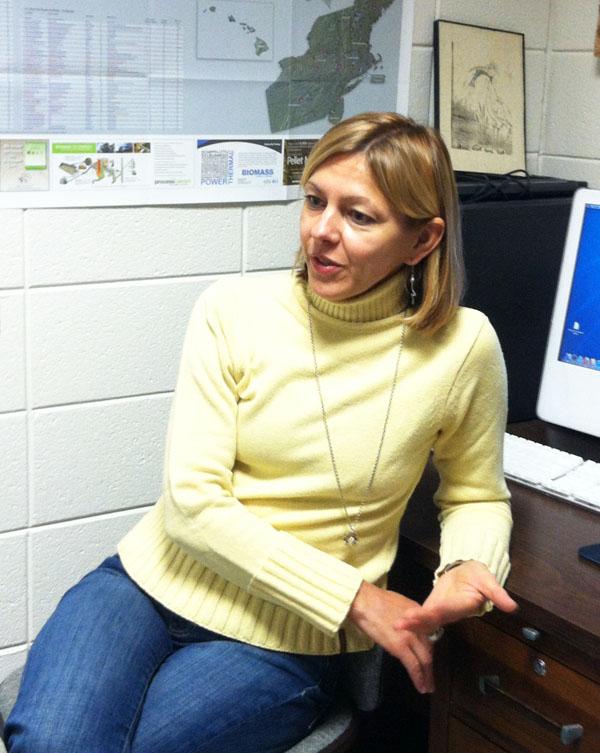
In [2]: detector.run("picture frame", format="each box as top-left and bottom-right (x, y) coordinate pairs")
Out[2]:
(434, 20), (526, 175)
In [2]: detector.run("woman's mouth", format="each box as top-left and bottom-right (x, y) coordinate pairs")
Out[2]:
(310, 255), (343, 275)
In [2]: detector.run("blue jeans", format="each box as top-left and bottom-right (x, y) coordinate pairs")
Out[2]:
(4, 555), (340, 753)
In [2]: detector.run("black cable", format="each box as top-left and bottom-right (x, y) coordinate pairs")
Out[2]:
(456, 169), (532, 203)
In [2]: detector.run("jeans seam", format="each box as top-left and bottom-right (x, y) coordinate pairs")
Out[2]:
(97, 557), (173, 753)
(121, 644), (172, 753)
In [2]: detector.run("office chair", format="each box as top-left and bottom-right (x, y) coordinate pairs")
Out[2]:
(0, 646), (384, 753)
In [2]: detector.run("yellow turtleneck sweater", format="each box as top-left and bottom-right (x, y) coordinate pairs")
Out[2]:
(118, 272), (512, 655)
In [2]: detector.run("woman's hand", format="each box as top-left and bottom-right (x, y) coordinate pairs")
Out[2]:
(394, 560), (518, 636)
(348, 581), (435, 694)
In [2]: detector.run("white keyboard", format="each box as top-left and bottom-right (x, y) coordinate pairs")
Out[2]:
(503, 433), (600, 513)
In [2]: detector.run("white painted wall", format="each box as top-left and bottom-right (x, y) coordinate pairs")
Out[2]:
(1, 0), (598, 677)
(541, 1), (600, 185)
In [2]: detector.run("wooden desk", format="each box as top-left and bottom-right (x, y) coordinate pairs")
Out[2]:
(398, 421), (600, 753)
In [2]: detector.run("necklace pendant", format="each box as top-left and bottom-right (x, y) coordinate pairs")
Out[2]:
(344, 531), (359, 546)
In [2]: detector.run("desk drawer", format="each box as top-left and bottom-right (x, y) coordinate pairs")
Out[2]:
(450, 620), (600, 753)
(449, 718), (506, 753)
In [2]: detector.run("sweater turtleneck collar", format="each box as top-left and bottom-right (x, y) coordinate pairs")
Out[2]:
(299, 271), (408, 324)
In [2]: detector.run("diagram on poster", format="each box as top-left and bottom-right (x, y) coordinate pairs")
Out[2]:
(53, 143), (152, 189)
(0, 140), (49, 192)
(197, 139), (282, 188)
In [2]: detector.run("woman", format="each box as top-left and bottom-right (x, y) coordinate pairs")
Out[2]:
(4, 112), (516, 753)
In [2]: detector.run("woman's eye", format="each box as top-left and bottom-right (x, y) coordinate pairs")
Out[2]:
(304, 194), (323, 209)
(350, 209), (374, 225)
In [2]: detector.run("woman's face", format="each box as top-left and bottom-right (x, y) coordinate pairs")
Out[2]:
(300, 152), (440, 302)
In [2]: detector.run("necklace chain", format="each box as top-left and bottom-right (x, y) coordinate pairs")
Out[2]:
(307, 302), (406, 545)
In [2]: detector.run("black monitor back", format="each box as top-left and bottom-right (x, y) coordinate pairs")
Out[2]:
(460, 196), (575, 422)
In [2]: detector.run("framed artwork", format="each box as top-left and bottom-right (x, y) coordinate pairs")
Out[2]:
(434, 20), (526, 175)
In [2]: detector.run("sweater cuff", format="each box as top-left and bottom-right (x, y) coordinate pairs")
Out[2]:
(249, 531), (363, 637)
(437, 502), (512, 587)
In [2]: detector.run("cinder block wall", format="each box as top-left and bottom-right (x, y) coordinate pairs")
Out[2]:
(1, 0), (598, 677)
(538, 1), (600, 185)
(0, 201), (302, 678)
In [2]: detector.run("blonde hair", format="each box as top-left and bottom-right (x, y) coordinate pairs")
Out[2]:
(297, 112), (464, 334)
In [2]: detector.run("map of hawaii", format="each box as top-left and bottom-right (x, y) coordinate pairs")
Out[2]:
(198, 3), (271, 60)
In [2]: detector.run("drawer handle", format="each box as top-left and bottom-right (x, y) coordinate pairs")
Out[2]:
(478, 675), (584, 746)
(521, 626), (541, 642)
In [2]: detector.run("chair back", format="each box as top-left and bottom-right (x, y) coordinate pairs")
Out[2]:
(340, 645), (384, 711)
(0, 666), (23, 742)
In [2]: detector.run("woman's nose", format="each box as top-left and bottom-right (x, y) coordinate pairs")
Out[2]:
(312, 208), (340, 241)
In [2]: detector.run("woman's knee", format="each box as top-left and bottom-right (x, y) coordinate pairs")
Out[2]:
(4, 557), (171, 753)
(131, 644), (339, 753)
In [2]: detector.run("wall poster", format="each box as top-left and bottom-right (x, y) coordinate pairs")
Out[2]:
(0, 0), (414, 207)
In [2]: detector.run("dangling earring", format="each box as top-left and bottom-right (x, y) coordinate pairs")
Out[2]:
(409, 269), (417, 307)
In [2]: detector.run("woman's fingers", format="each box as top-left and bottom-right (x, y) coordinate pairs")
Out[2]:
(485, 581), (518, 612)
(347, 581), (443, 694)
(408, 636), (436, 693)
(388, 631), (434, 694)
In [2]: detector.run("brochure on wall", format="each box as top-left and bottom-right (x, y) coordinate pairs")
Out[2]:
(0, 0), (413, 207)
(0, 134), (319, 206)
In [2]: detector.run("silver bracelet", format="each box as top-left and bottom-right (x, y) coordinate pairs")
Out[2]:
(435, 559), (466, 578)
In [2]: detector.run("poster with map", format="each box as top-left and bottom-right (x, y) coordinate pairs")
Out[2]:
(0, 0), (414, 207)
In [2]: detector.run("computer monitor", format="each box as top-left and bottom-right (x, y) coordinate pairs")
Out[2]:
(537, 188), (600, 437)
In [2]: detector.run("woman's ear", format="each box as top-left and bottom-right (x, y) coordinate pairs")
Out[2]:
(407, 217), (445, 266)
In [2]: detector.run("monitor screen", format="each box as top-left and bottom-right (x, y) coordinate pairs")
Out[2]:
(558, 202), (600, 372)
(537, 188), (600, 438)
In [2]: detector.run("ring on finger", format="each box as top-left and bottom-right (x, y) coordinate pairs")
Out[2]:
(427, 627), (445, 643)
